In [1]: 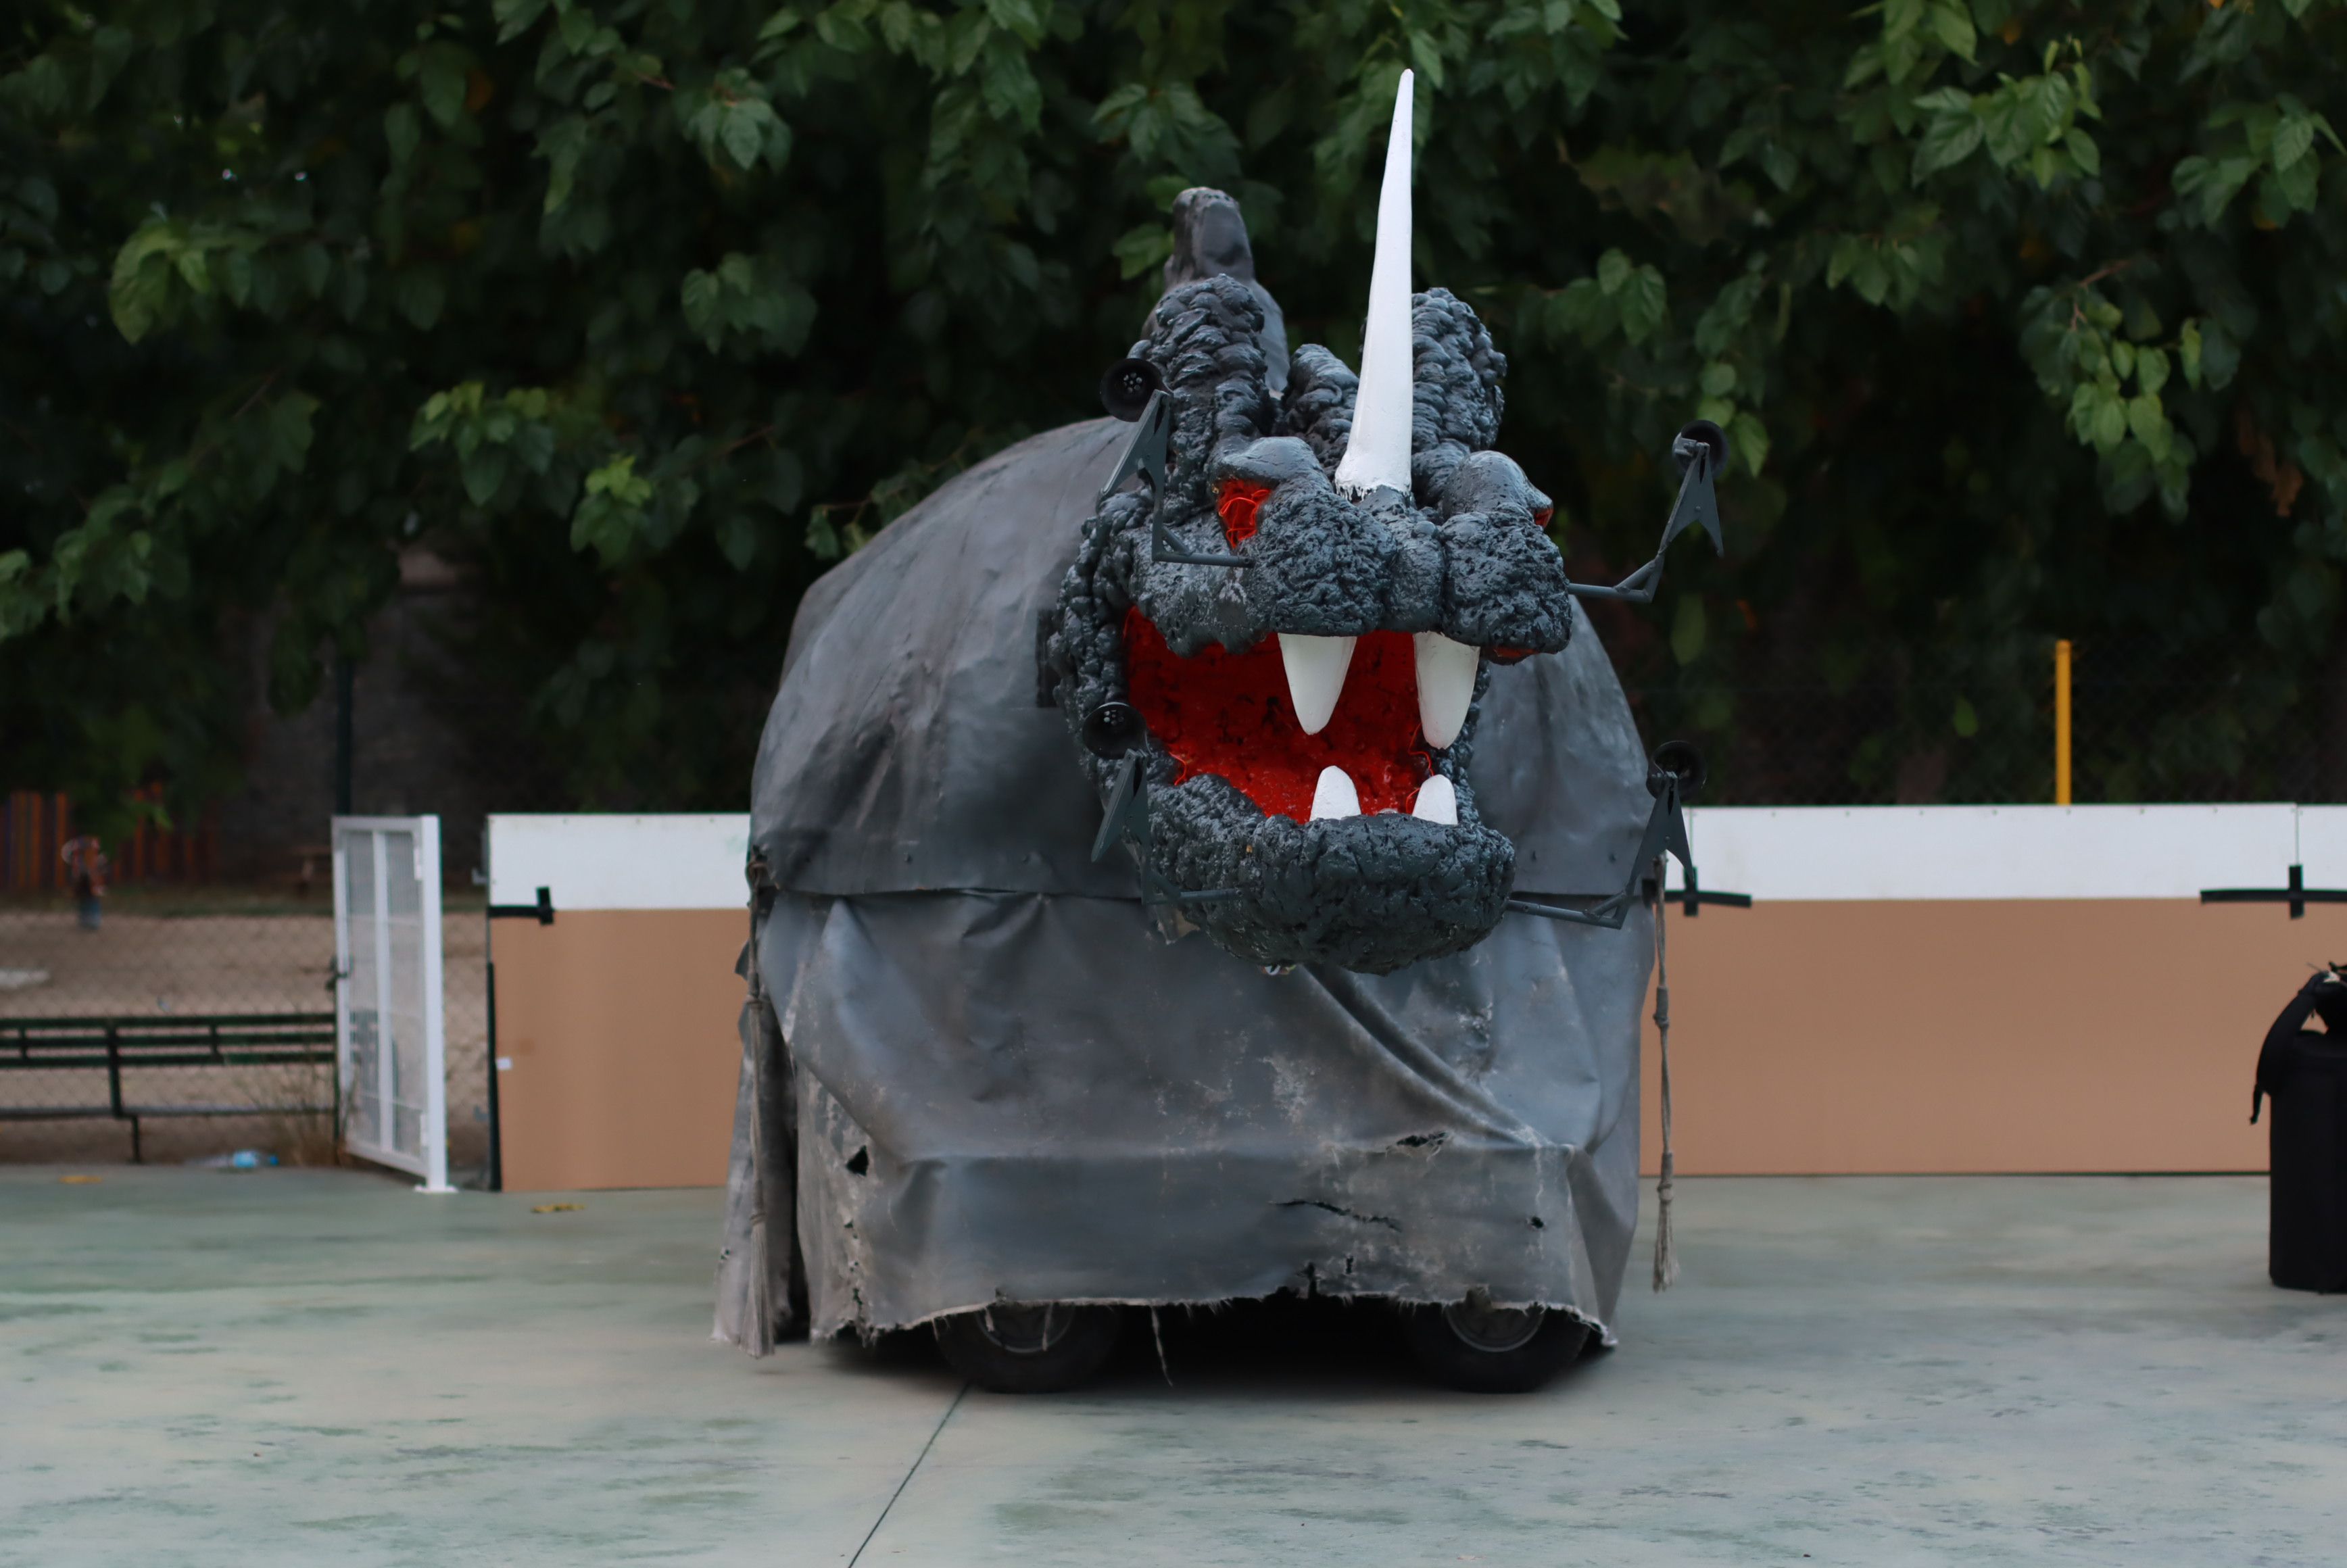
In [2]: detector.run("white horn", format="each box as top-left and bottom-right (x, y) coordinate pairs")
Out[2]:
(1334, 68), (1416, 500)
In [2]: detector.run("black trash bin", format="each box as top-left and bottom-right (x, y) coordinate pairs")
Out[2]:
(2254, 969), (2347, 1293)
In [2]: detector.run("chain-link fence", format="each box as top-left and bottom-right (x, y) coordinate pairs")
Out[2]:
(0, 886), (491, 1180)
(1626, 645), (2327, 806)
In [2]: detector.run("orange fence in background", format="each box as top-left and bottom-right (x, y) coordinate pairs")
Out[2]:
(1, 789), (217, 892)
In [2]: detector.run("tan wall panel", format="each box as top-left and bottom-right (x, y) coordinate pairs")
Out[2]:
(489, 898), (2333, 1185)
(1641, 898), (2347, 1174)
(494, 909), (744, 1191)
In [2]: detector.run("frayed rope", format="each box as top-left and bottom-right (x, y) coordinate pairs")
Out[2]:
(1150, 1306), (1173, 1386)
(1651, 861), (1679, 1293)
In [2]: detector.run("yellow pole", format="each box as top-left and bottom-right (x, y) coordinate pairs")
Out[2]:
(2054, 638), (2073, 806)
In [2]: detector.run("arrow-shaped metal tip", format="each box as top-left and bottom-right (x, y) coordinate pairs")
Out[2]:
(1660, 451), (1723, 558)
(1092, 752), (1146, 863)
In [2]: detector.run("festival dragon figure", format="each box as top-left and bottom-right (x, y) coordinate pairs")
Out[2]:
(722, 73), (1726, 1394)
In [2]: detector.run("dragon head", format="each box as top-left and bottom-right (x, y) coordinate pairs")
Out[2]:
(1042, 78), (1597, 975)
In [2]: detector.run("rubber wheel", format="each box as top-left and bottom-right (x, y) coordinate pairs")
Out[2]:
(931, 1302), (1123, 1393)
(1401, 1294), (1591, 1393)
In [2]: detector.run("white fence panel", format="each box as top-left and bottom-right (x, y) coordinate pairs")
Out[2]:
(333, 816), (450, 1192)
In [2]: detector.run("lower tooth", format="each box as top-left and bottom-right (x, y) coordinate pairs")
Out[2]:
(1411, 775), (1458, 825)
(1310, 765), (1361, 820)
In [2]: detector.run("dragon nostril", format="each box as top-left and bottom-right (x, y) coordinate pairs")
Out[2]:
(1532, 506), (1554, 532)
(1217, 479), (1272, 547)
(1488, 647), (1532, 665)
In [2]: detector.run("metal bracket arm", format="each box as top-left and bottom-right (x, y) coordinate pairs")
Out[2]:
(1565, 428), (1724, 606)
(1507, 770), (1748, 929)
(487, 885), (556, 925)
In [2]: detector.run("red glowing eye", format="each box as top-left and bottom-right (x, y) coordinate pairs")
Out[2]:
(1532, 506), (1555, 531)
(1216, 479), (1272, 547)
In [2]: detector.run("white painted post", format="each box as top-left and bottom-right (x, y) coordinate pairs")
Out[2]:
(417, 816), (452, 1194)
(331, 834), (353, 1152)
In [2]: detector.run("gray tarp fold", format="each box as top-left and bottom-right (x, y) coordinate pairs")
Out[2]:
(718, 421), (1655, 1346)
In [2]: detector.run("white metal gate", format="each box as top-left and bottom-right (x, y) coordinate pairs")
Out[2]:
(333, 816), (452, 1192)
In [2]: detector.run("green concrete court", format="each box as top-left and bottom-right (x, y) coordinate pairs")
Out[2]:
(3, 1165), (2341, 1566)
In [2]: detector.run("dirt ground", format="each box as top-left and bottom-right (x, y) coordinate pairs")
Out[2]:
(0, 890), (491, 1175)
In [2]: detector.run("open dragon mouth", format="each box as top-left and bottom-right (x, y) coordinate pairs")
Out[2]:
(1124, 611), (1473, 824)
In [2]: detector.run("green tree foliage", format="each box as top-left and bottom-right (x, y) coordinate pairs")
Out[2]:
(5, 0), (2346, 827)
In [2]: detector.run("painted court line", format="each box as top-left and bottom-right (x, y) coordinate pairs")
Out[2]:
(848, 1380), (969, 1568)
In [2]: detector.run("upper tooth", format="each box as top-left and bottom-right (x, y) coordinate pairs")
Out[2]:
(1414, 632), (1478, 750)
(1279, 633), (1356, 735)
(1411, 775), (1457, 825)
(1310, 765), (1361, 820)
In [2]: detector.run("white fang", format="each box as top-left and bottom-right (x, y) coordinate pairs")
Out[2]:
(1411, 774), (1458, 826)
(1311, 765), (1362, 820)
(1333, 69), (1416, 500)
(1279, 633), (1356, 735)
(1414, 631), (1477, 750)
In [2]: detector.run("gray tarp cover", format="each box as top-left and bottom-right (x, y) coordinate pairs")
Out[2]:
(715, 419), (1655, 1347)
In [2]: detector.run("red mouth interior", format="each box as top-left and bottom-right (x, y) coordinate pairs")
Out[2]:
(1123, 608), (1434, 822)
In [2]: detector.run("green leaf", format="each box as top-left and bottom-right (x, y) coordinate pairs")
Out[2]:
(2271, 155), (2318, 213)
(2127, 394), (2170, 460)
(717, 512), (760, 571)
(1596, 248), (1632, 296)
(539, 117), (589, 214)
(720, 105), (765, 171)
(1926, 1), (1976, 63)
(1551, 276), (1608, 341)
(418, 49), (467, 130)
(2172, 153), (2258, 225)
(393, 268), (445, 329)
(2064, 127), (2100, 178)
(1730, 411), (1770, 476)
(1952, 695), (1979, 738)
(1912, 104), (1983, 181)
(268, 392), (319, 473)
(461, 443), (510, 507)
(0, 549), (38, 639)
(1699, 361), (1738, 398)
(2090, 388), (2127, 452)
(1693, 273), (1766, 357)
(107, 225), (178, 343)
(2273, 114), (2316, 173)
(1618, 264), (1666, 343)
(681, 267), (721, 343)
(493, 0), (549, 43)
(2198, 320), (2241, 390)
(385, 103), (421, 170)
(572, 455), (654, 566)
(1113, 222), (1173, 281)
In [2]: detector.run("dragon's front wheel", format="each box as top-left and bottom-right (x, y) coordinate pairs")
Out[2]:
(932, 1302), (1123, 1393)
(1401, 1294), (1589, 1393)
